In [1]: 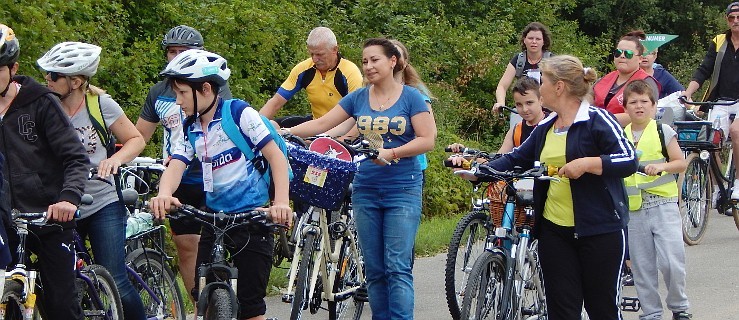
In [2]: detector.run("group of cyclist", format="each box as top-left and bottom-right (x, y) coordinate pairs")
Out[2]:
(446, 3), (739, 320)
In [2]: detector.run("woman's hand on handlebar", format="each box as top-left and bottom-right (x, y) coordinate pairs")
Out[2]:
(447, 143), (466, 153)
(97, 158), (123, 179)
(266, 201), (293, 227)
(149, 195), (182, 220)
(372, 148), (393, 166)
(493, 102), (505, 113)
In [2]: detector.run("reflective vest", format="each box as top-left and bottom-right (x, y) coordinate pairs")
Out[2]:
(593, 69), (660, 115)
(624, 119), (679, 210)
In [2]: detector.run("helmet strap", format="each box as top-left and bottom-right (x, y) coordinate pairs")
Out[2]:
(193, 85), (218, 121)
(0, 67), (12, 97)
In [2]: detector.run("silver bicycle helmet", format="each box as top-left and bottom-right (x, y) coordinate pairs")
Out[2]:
(37, 42), (102, 77)
(0, 24), (20, 66)
(161, 25), (204, 50)
(159, 49), (230, 86)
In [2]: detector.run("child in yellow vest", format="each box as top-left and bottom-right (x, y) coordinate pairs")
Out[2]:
(623, 79), (692, 320)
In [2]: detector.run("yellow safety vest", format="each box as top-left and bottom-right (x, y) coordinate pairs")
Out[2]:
(624, 120), (679, 210)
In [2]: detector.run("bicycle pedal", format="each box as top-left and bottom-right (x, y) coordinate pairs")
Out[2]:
(282, 294), (293, 303)
(621, 296), (641, 312)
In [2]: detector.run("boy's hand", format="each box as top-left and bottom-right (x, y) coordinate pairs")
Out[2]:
(448, 143), (466, 153)
(149, 195), (182, 220)
(268, 202), (293, 227)
(48, 201), (77, 222)
(644, 164), (666, 176)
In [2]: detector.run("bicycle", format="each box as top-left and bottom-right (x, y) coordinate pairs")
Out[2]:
(454, 162), (550, 320)
(171, 204), (281, 320)
(1, 197), (124, 320)
(675, 97), (739, 244)
(442, 146), (499, 320)
(282, 135), (374, 320)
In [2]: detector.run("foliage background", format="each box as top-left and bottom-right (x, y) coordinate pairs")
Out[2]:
(2, 0), (730, 218)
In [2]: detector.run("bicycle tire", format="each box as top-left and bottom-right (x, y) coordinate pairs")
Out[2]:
(290, 232), (318, 320)
(328, 238), (365, 320)
(519, 240), (546, 319)
(460, 251), (507, 320)
(678, 153), (711, 245)
(205, 288), (233, 320)
(445, 210), (492, 320)
(80, 264), (124, 319)
(128, 250), (186, 319)
(1, 279), (27, 320)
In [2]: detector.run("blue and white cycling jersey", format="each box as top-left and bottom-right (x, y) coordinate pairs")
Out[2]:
(171, 99), (273, 213)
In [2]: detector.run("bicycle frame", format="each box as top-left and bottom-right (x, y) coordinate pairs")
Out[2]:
(284, 205), (365, 305)
(0, 214), (41, 319)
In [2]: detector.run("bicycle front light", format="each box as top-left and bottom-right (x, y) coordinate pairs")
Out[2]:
(700, 150), (710, 161)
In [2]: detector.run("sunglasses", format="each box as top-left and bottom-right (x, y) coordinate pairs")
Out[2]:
(613, 49), (637, 59)
(728, 15), (739, 21)
(45, 71), (64, 82)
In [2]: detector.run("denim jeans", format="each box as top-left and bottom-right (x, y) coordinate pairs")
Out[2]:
(353, 185), (422, 320)
(77, 201), (146, 319)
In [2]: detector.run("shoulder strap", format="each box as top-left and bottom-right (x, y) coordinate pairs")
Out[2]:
(86, 93), (113, 155)
(513, 121), (523, 147)
(656, 123), (668, 160)
(515, 52), (526, 78)
(543, 51), (553, 59)
(706, 34), (728, 101)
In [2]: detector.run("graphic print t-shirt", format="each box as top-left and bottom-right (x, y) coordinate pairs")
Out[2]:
(339, 86), (430, 188)
(171, 99), (272, 212)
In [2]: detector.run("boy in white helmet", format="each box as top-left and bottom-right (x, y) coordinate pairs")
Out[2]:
(149, 49), (292, 320)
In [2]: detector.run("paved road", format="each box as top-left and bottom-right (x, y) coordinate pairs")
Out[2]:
(265, 212), (739, 319)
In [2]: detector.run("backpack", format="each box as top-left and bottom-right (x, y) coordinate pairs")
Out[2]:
(86, 93), (114, 157)
(656, 122), (669, 161)
(515, 51), (553, 78)
(186, 99), (294, 191)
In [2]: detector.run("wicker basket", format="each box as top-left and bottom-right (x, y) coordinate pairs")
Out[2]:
(487, 180), (535, 228)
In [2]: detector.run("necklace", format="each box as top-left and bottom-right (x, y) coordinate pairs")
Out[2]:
(553, 118), (571, 134)
(371, 85), (393, 111)
(67, 95), (86, 118)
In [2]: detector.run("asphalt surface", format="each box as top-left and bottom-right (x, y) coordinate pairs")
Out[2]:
(263, 211), (739, 319)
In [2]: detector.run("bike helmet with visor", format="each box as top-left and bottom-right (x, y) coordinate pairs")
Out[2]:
(161, 25), (204, 50)
(36, 42), (102, 78)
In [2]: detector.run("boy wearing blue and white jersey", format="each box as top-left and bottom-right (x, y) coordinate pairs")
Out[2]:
(136, 25), (233, 301)
(150, 49), (291, 320)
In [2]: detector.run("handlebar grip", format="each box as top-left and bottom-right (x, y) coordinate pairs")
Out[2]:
(444, 158), (471, 169)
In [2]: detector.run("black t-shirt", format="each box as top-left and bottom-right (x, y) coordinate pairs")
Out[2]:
(510, 53), (543, 82)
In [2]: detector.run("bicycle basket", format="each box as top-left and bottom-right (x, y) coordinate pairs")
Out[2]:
(487, 180), (535, 228)
(287, 144), (356, 211)
(675, 121), (722, 150)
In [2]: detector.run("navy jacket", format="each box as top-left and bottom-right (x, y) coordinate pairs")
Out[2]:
(488, 101), (637, 238)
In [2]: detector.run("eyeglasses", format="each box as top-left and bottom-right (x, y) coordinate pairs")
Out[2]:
(613, 48), (637, 59)
(728, 15), (739, 21)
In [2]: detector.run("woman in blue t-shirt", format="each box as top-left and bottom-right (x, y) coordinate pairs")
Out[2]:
(287, 37), (437, 319)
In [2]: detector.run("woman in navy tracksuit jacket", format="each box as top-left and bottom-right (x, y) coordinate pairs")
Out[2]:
(484, 55), (637, 320)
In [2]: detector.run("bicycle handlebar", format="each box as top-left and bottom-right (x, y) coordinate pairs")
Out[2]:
(678, 96), (739, 107)
(455, 162), (560, 182)
(497, 105), (519, 115)
(170, 204), (285, 230)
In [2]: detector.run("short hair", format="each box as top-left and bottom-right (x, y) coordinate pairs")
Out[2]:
(623, 79), (657, 105)
(540, 55), (597, 101)
(520, 22), (552, 52)
(621, 30), (647, 55)
(306, 27), (337, 48)
(512, 77), (541, 98)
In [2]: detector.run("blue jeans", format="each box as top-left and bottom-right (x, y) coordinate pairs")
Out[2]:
(353, 185), (422, 320)
(77, 201), (146, 320)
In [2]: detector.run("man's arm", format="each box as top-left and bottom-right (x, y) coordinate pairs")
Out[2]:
(259, 93), (288, 119)
(685, 41), (719, 98)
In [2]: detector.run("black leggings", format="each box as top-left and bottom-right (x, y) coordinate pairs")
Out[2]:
(537, 218), (626, 320)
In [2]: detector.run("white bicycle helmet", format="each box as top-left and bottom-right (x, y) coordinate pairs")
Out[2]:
(161, 25), (204, 50)
(0, 24), (20, 66)
(159, 49), (230, 86)
(36, 42), (102, 77)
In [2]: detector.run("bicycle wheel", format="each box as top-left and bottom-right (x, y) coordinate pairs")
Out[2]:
(79, 264), (124, 319)
(290, 232), (318, 320)
(328, 239), (365, 320)
(128, 249), (186, 319)
(445, 210), (492, 320)
(678, 153), (711, 245)
(460, 251), (507, 320)
(519, 240), (546, 319)
(2, 279), (27, 320)
(205, 288), (233, 320)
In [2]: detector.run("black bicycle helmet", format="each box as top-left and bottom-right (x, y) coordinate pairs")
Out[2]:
(0, 24), (20, 66)
(161, 25), (204, 50)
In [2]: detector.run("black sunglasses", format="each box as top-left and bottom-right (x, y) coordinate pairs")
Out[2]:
(613, 49), (637, 59)
(45, 71), (64, 82)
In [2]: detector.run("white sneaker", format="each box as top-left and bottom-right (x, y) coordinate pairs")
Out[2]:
(731, 180), (739, 201)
